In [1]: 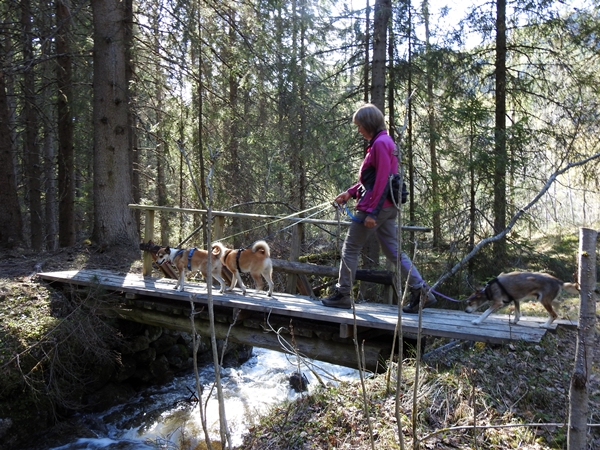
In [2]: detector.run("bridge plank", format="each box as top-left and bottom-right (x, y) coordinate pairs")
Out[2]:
(38, 269), (559, 345)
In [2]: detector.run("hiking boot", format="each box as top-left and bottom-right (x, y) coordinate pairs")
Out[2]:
(402, 287), (437, 314)
(322, 290), (352, 309)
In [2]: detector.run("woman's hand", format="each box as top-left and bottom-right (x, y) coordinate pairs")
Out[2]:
(364, 215), (376, 228)
(334, 191), (352, 205)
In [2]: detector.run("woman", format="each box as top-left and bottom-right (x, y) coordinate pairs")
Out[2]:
(322, 103), (436, 313)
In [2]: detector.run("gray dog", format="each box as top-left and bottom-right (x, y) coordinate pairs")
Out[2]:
(465, 271), (579, 328)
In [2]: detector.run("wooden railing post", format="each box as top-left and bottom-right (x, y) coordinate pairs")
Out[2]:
(143, 209), (155, 276)
(286, 225), (301, 294)
(214, 215), (225, 242)
(567, 227), (598, 449)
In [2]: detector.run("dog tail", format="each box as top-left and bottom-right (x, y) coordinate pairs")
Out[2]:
(212, 242), (226, 256)
(252, 240), (270, 257)
(562, 282), (579, 296)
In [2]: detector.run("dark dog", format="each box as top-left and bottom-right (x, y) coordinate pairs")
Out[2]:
(217, 240), (274, 296)
(465, 271), (578, 328)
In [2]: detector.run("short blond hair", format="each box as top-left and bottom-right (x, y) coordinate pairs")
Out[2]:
(352, 104), (386, 136)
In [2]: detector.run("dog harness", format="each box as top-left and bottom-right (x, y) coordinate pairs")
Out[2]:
(485, 277), (515, 304)
(235, 249), (244, 273)
(187, 248), (196, 270)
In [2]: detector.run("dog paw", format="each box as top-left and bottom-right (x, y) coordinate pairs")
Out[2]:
(471, 319), (481, 325)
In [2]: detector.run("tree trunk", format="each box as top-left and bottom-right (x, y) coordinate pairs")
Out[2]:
(43, 127), (57, 251)
(363, 0), (370, 104)
(56, 0), (76, 247)
(468, 116), (476, 275)
(0, 62), (24, 249)
(151, 7), (169, 245)
(386, 11), (395, 140)
(407, 3), (415, 252)
(568, 228), (597, 449)
(191, 0), (207, 247)
(363, 0), (391, 299)
(493, 0), (507, 264)
(370, 0), (390, 110)
(91, 0), (139, 251)
(22, 0), (43, 250)
(422, 0), (441, 248)
(125, 0), (140, 234)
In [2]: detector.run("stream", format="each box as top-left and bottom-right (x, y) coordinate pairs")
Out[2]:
(49, 348), (360, 449)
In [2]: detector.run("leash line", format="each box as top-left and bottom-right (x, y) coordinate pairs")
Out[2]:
(430, 288), (462, 303)
(217, 202), (332, 245)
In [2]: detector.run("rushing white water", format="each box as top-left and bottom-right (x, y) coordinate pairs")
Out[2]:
(50, 348), (360, 449)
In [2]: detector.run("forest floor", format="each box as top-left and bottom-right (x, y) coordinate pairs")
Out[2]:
(0, 242), (599, 449)
(237, 326), (600, 450)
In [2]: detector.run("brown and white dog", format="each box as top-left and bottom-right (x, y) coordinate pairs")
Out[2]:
(465, 271), (579, 328)
(156, 244), (226, 293)
(217, 240), (274, 296)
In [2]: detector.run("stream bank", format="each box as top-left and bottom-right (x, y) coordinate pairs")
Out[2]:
(1, 316), (252, 450)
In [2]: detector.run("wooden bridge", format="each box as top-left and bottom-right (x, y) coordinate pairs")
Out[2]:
(37, 269), (572, 372)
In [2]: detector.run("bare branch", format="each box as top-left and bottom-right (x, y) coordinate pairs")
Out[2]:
(430, 150), (600, 292)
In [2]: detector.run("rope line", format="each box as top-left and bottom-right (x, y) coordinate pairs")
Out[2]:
(217, 202), (332, 245)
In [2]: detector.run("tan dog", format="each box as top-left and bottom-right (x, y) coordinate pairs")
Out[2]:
(217, 240), (274, 296)
(156, 244), (226, 293)
(465, 271), (579, 328)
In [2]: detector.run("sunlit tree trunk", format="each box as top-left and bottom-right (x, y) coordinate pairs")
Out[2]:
(91, 0), (139, 250)
(568, 228), (597, 448)
(371, 0), (390, 110)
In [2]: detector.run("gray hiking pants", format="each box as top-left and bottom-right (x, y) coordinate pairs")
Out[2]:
(336, 207), (425, 296)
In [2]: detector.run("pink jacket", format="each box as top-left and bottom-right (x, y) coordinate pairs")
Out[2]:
(347, 130), (398, 217)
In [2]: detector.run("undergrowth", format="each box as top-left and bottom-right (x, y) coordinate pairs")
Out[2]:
(237, 327), (599, 449)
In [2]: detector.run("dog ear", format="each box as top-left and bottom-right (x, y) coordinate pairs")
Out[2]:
(165, 246), (170, 252)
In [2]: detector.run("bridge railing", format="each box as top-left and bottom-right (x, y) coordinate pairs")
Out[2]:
(129, 203), (430, 298)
